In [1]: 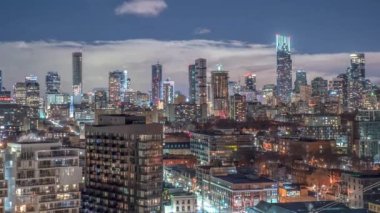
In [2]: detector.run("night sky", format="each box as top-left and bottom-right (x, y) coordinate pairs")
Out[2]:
(1, 0), (380, 94)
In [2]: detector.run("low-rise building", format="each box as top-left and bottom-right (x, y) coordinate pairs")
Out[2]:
(170, 191), (197, 213)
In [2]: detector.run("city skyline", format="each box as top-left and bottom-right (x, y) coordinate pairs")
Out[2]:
(1, 39), (380, 96)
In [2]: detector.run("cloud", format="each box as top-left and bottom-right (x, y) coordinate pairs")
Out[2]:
(0, 39), (380, 97)
(194, 27), (211, 35)
(115, 0), (167, 17)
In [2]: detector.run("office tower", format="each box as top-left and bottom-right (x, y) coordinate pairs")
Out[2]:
(72, 52), (83, 96)
(230, 93), (247, 122)
(109, 70), (128, 107)
(211, 65), (229, 118)
(45, 71), (61, 94)
(228, 81), (241, 96)
(311, 77), (328, 97)
(347, 53), (365, 111)
(0, 70), (2, 92)
(4, 138), (82, 212)
(151, 63), (163, 106)
(294, 70), (307, 93)
(25, 75), (40, 108)
(245, 73), (256, 92)
(262, 84), (276, 106)
(13, 82), (26, 105)
(188, 64), (197, 104)
(276, 34), (292, 104)
(356, 110), (380, 159)
(163, 78), (175, 106)
(93, 88), (108, 109)
(83, 115), (163, 212)
(195, 58), (207, 105)
(0, 150), (6, 212)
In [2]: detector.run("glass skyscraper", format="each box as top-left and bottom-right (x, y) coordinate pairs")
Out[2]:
(72, 52), (82, 96)
(347, 53), (365, 111)
(294, 70), (307, 93)
(151, 63), (163, 106)
(45, 71), (61, 94)
(188, 64), (197, 104)
(276, 34), (292, 104)
(109, 70), (128, 107)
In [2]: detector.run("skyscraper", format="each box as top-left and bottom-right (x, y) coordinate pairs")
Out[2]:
(151, 63), (163, 106)
(211, 65), (229, 118)
(108, 70), (128, 107)
(45, 71), (61, 94)
(230, 93), (247, 122)
(25, 75), (40, 108)
(195, 58), (207, 106)
(245, 73), (256, 92)
(347, 53), (365, 111)
(188, 64), (197, 104)
(163, 78), (175, 106)
(13, 82), (26, 105)
(311, 77), (328, 97)
(72, 52), (82, 96)
(276, 34), (292, 104)
(83, 114), (163, 212)
(294, 70), (307, 93)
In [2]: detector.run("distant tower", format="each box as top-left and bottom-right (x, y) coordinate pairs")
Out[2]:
(163, 78), (175, 106)
(211, 65), (229, 118)
(245, 73), (256, 92)
(347, 53), (365, 111)
(151, 63), (163, 106)
(311, 77), (328, 97)
(276, 34), (292, 104)
(109, 70), (128, 107)
(294, 70), (307, 93)
(72, 52), (83, 96)
(188, 64), (197, 104)
(195, 58), (207, 105)
(45, 71), (61, 94)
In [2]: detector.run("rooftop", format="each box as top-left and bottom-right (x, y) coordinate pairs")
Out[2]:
(214, 174), (274, 184)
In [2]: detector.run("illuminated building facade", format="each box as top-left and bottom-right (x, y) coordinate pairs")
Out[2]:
(163, 78), (175, 106)
(211, 66), (229, 118)
(14, 82), (26, 105)
(83, 115), (163, 213)
(4, 139), (82, 212)
(151, 63), (163, 106)
(245, 73), (256, 92)
(108, 70), (128, 107)
(45, 71), (61, 94)
(356, 110), (380, 160)
(276, 35), (292, 104)
(347, 53), (365, 112)
(230, 93), (247, 122)
(188, 64), (197, 104)
(294, 70), (307, 93)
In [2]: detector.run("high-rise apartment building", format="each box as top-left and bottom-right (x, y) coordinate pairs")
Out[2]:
(188, 64), (197, 104)
(83, 115), (163, 213)
(93, 88), (108, 109)
(4, 138), (82, 212)
(211, 66), (229, 118)
(294, 70), (307, 93)
(0, 150), (7, 212)
(14, 82), (26, 105)
(163, 78), (175, 106)
(276, 35), (292, 104)
(72, 52), (82, 96)
(245, 73), (256, 92)
(347, 53), (365, 112)
(230, 93), (247, 122)
(45, 71), (61, 94)
(109, 70), (128, 107)
(151, 63), (163, 106)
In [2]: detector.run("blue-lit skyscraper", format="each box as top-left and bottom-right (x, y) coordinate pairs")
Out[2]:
(276, 35), (292, 104)
(151, 63), (163, 106)
(294, 70), (307, 93)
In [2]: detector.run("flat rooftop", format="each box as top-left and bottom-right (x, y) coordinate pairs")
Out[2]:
(214, 174), (274, 184)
